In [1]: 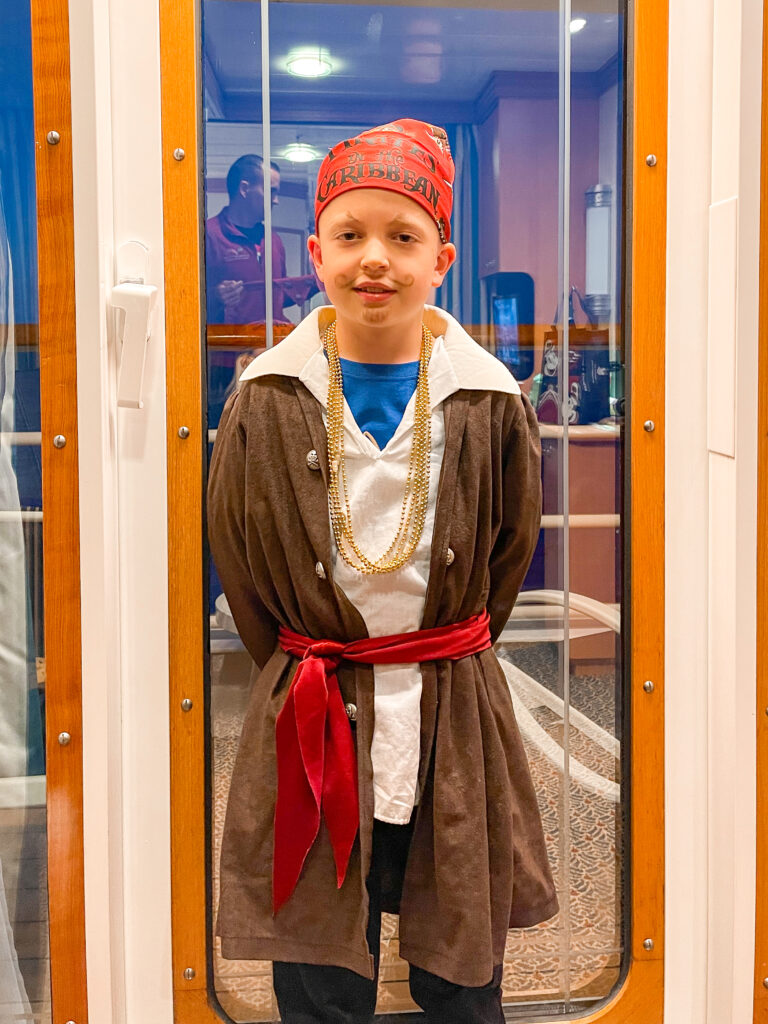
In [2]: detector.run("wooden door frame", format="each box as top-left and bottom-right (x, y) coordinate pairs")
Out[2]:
(160, 0), (667, 1019)
(29, 0), (89, 1019)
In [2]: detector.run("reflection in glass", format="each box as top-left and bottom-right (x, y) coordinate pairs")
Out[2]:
(203, 0), (626, 1017)
(0, 3), (50, 1021)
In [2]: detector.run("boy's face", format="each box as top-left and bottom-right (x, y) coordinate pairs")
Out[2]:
(308, 189), (456, 333)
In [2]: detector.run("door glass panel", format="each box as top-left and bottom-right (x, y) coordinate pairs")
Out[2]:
(0, 4), (50, 1022)
(203, 0), (626, 1017)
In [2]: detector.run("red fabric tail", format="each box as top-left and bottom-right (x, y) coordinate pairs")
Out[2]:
(273, 680), (322, 913)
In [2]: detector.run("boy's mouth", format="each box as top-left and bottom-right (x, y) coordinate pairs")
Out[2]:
(354, 283), (396, 302)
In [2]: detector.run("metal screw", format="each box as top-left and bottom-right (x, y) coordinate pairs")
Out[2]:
(643, 420), (655, 432)
(58, 732), (71, 746)
(643, 938), (654, 951)
(178, 426), (190, 439)
(763, 977), (768, 989)
(646, 154), (657, 166)
(47, 131), (61, 145)
(174, 148), (186, 161)
(643, 680), (655, 693)
(183, 967), (196, 980)
(181, 699), (193, 712)
(53, 434), (67, 448)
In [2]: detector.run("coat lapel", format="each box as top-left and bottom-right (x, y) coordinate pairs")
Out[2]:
(421, 391), (469, 630)
(292, 380), (333, 565)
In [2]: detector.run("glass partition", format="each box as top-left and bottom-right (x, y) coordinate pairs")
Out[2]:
(202, 0), (626, 1016)
(0, 3), (50, 1021)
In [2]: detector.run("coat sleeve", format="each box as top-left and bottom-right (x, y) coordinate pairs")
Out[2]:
(208, 386), (279, 669)
(486, 391), (542, 644)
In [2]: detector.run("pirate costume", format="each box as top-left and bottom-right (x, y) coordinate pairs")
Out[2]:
(208, 120), (558, 1023)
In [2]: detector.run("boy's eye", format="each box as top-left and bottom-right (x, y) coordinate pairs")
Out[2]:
(337, 231), (359, 241)
(395, 233), (417, 243)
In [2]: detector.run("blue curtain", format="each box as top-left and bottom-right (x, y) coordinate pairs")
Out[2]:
(434, 122), (481, 329)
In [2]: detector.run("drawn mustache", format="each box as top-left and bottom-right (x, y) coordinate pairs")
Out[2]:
(333, 274), (416, 288)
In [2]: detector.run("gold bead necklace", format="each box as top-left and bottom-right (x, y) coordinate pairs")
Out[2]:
(324, 319), (434, 574)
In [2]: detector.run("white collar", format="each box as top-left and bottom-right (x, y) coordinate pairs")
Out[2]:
(239, 305), (521, 396)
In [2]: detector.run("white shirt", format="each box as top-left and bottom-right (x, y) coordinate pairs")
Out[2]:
(241, 306), (521, 823)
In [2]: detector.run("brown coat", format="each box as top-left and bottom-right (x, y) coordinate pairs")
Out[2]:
(207, 366), (559, 988)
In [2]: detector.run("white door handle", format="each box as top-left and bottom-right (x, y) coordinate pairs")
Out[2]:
(111, 281), (157, 409)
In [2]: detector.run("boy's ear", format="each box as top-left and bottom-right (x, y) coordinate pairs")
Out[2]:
(431, 243), (457, 287)
(307, 234), (324, 283)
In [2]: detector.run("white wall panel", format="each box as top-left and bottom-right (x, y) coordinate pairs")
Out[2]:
(665, 0), (714, 1018)
(69, 0), (125, 1021)
(106, 0), (174, 1019)
(707, 197), (737, 458)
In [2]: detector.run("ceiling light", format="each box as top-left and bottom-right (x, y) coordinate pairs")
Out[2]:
(570, 17), (587, 33)
(283, 143), (320, 163)
(286, 52), (333, 78)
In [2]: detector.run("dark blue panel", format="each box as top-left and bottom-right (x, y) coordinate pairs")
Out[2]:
(0, 4), (38, 325)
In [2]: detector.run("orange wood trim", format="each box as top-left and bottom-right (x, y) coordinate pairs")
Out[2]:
(754, 0), (768, 1017)
(159, 0), (209, 1005)
(29, 0), (88, 1021)
(161, 0), (667, 1019)
(205, 322), (621, 350)
(627, 0), (667, 989)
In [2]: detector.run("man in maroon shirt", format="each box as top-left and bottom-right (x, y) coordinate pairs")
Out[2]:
(205, 154), (292, 325)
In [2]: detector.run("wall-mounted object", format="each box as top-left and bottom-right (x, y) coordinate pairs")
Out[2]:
(111, 241), (158, 410)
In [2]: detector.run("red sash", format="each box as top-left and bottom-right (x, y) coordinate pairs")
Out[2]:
(273, 610), (492, 913)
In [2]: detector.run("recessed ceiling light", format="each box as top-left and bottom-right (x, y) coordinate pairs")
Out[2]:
(286, 52), (333, 78)
(283, 143), (320, 163)
(570, 17), (587, 33)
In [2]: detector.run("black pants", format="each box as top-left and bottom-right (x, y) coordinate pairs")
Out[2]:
(273, 820), (504, 1024)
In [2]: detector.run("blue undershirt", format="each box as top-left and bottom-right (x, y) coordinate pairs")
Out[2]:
(338, 357), (420, 450)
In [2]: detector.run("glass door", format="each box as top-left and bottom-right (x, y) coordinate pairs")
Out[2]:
(201, 1), (626, 1018)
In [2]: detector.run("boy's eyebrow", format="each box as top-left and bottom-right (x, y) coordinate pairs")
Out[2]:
(387, 215), (423, 231)
(328, 212), (365, 227)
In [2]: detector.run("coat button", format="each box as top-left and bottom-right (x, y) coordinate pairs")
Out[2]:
(315, 561), (326, 579)
(344, 703), (357, 722)
(445, 547), (455, 565)
(306, 449), (320, 471)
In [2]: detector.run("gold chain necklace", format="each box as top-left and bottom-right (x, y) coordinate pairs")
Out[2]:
(324, 319), (434, 575)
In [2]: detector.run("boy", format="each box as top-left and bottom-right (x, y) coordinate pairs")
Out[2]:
(208, 120), (558, 1024)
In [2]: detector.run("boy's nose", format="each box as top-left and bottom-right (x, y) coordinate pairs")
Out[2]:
(360, 239), (389, 269)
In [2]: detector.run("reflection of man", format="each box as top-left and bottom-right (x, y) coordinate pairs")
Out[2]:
(206, 154), (290, 325)
(269, 159), (281, 208)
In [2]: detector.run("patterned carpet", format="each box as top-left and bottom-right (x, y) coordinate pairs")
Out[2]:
(210, 641), (624, 1021)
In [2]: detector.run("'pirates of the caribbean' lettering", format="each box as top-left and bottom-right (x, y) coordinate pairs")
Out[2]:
(317, 163), (442, 211)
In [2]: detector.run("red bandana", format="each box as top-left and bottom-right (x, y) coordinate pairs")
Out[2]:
(314, 119), (455, 243)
